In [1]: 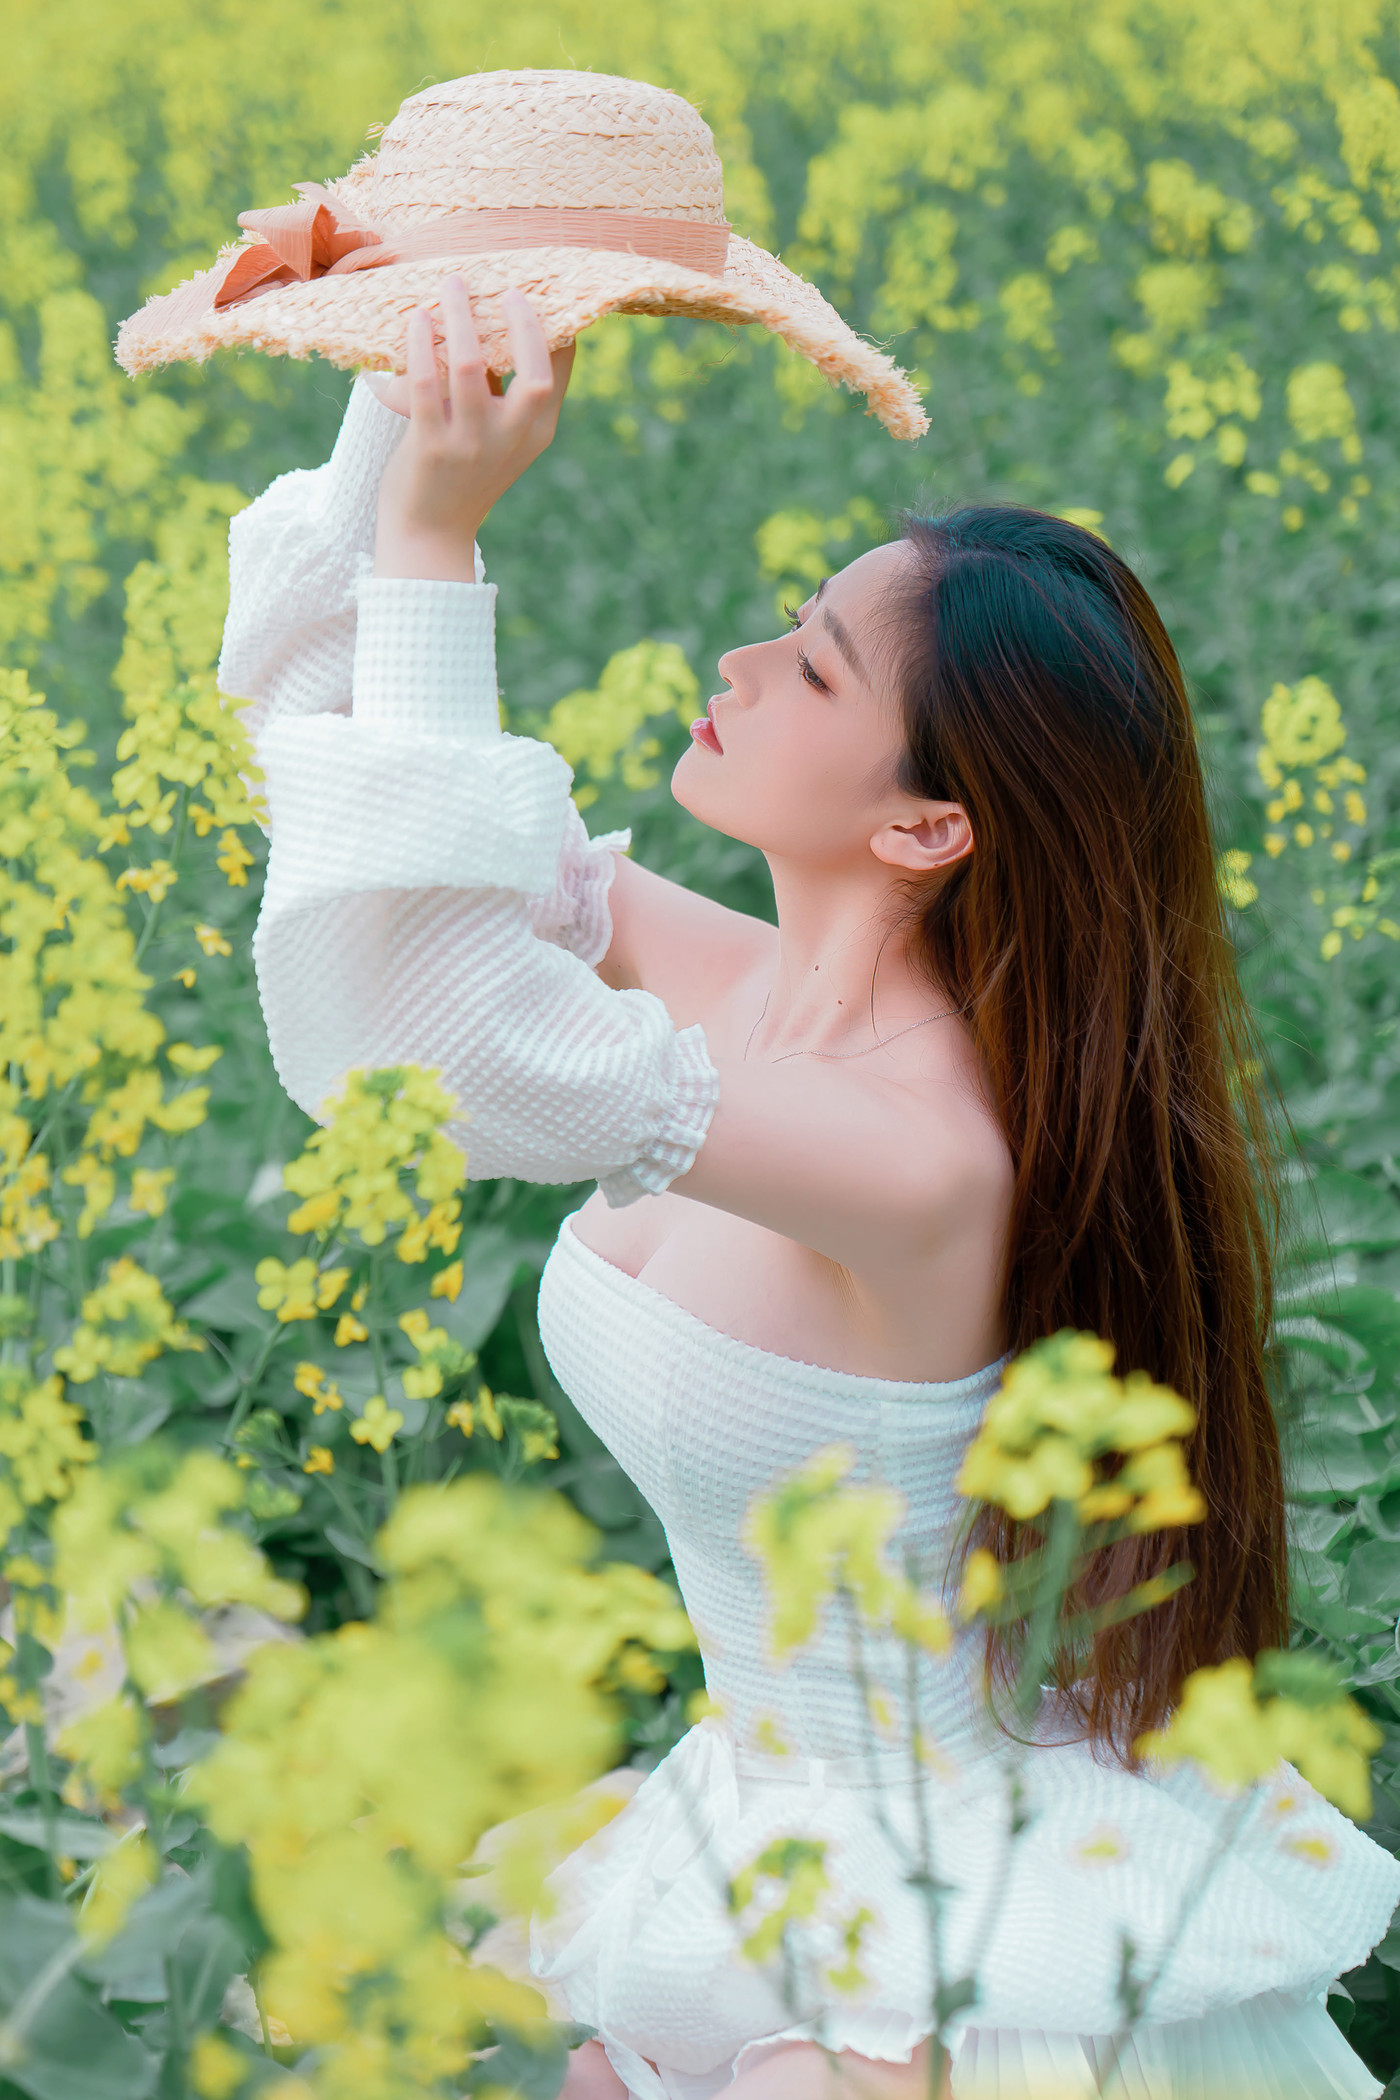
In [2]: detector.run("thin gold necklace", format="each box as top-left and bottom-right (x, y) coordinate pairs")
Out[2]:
(743, 992), (958, 1064)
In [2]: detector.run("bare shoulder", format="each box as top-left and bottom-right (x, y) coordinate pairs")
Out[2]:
(862, 1036), (1014, 1246)
(597, 850), (777, 1025)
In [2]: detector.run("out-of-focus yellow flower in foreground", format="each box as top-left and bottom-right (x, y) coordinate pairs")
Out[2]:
(1138, 1650), (1381, 1821)
(188, 1476), (691, 2064)
(79, 1830), (159, 1944)
(955, 1331), (1204, 1530)
(743, 1444), (951, 1661)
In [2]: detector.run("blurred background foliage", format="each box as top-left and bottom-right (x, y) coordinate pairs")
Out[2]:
(4, 0), (1400, 2085)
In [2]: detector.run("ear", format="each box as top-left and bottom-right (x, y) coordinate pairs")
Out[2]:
(869, 801), (973, 874)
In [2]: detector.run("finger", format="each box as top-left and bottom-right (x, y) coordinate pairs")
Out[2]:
(441, 272), (492, 429)
(498, 287), (558, 425)
(550, 337), (577, 401)
(405, 308), (447, 437)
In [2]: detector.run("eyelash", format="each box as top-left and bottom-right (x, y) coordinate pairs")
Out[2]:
(783, 601), (829, 691)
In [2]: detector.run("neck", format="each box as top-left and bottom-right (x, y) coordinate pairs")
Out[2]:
(751, 853), (932, 1056)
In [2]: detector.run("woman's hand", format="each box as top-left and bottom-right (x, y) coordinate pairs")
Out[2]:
(371, 275), (574, 581)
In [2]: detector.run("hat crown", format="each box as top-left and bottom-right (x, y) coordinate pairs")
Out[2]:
(339, 70), (726, 229)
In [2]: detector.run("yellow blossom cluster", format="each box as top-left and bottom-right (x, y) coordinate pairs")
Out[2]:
(754, 499), (883, 622)
(255, 1257), (349, 1323)
(0, 1366), (94, 1540)
(955, 1332), (1205, 1529)
(545, 640), (700, 807)
(397, 1307), (475, 1401)
(1252, 679), (1395, 960)
(189, 1477), (691, 2084)
(743, 1443), (953, 1662)
(282, 1066), (467, 1258)
(52, 1447), (303, 1629)
(110, 481), (265, 850)
(0, 669), (220, 1245)
(1139, 1649), (1382, 1823)
(51, 1256), (202, 1383)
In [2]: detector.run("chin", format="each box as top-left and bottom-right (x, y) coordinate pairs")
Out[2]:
(670, 744), (717, 823)
(669, 753), (772, 856)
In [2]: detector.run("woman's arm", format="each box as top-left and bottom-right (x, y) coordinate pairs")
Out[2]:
(253, 281), (963, 1266)
(252, 284), (719, 1203)
(218, 377), (409, 750)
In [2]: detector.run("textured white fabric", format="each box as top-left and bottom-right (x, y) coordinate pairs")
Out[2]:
(219, 376), (616, 955)
(228, 377), (1397, 2096)
(223, 378), (718, 1205)
(531, 1220), (1399, 2100)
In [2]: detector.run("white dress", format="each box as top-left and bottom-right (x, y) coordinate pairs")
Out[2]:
(224, 380), (1400, 2099)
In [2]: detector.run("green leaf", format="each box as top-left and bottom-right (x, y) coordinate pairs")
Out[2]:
(1288, 1421), (1399, 1499)
(1294, 1168), (1400, 1256)
(0, 1817), (111, 1864)
(0, 1897), (156, 2100)
(1346, 1539), (1400, 1613)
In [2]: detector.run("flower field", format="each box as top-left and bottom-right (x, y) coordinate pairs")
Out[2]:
(2, 0), (1400, 2089)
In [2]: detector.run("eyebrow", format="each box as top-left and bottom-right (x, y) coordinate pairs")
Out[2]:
(814, 577), (869, 686)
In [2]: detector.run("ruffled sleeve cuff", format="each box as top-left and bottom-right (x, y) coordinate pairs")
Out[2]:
(528, 807), (631, 965)
(595, 1022), (720, 1208)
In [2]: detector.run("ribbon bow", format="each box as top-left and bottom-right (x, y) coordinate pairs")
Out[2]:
(214, 183), (385, 309)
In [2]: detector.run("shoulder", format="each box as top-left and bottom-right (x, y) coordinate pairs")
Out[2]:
(852, 1028), (1014, 1245)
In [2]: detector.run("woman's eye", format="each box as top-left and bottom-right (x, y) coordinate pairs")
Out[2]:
(796, 648), (827, 692)
(783, 600), (803, 633)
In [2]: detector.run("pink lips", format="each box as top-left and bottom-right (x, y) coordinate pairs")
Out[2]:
(689, 699), (724, 755)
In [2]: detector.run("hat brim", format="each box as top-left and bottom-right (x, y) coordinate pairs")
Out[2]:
(115, 233), (927, 442)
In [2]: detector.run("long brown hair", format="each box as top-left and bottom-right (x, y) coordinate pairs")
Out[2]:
(892, 506), (1287, 1756)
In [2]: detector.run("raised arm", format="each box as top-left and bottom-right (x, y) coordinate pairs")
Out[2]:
(218, 377), (409, 749)
(253, 279), (972, 1271)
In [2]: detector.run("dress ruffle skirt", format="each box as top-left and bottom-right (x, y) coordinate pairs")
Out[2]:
(530, 1720), (1396, 2099)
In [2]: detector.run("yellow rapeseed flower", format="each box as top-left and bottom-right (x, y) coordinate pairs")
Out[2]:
(79, 1830), (159, 1945)
(129, 1166), (173, 1217)
(194, 922), (232, 957)
(216, 829), (255, 886)
(304, 1447), (335, 1476)
(254, 1257), (319, 1322)
(116, 859), (177, 902)
(53, 1257), (201, 1381)
(955, 1331), (1199, 1530)
(351, 1397), (403, 1454)
(1139, 1651), (1380, 1822)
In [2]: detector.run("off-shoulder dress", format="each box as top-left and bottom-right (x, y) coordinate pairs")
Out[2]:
(222, 379), (1400, 2100)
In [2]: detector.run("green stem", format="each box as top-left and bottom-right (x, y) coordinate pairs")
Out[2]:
(0, 1254), (15, 1369)
(16, 1629), (59, 1900)
(131, 787), (188, 969)
(251, 1966), (275, 2058)
(367, 1249), (389, 1398)
(163, 1950), (187, 2075)
(1015, 1499), (1081, 1725)
(365, 1252), (400, 1510)
(224, 1324), (285, 1445)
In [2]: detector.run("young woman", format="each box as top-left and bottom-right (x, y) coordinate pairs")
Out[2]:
(223, 277), (1400, 2099)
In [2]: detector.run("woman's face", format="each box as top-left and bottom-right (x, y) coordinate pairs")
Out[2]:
(672, 542), (936, 870)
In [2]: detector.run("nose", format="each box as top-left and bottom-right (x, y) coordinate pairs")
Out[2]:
(716, 638), (767, 704)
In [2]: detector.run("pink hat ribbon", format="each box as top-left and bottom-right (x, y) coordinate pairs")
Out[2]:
(211, 181), (729, 312)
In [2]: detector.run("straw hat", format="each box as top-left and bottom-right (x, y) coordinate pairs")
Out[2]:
(115, 70), (927, 441)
